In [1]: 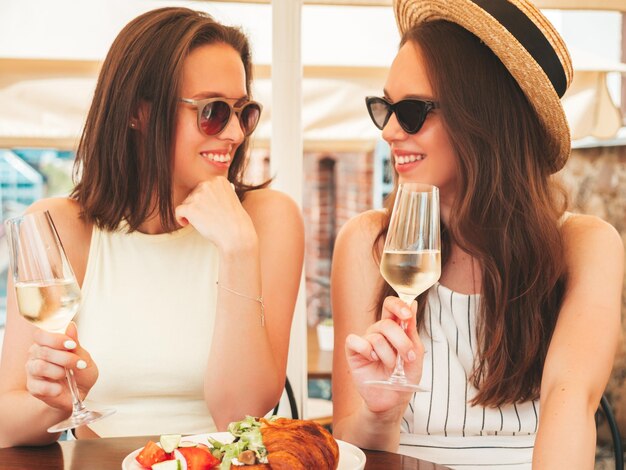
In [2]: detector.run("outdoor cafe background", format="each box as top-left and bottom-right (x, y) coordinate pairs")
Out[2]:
(0, 0), (624, 439)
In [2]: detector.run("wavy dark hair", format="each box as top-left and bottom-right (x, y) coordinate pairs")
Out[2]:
(71, 7), (268, 232)
(374, 21), (568, 406)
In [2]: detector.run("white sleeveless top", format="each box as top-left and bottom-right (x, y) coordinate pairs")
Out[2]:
(399, 283), (538, 469)
(76, 223), (219, 437)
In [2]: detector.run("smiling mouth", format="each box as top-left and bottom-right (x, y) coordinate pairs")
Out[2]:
(200, 152), (231, 163)
(395, 154), (425, 165)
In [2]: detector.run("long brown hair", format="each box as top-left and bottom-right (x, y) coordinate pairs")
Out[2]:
(374, 21), (568, 406)
(71, 7), (267, 232)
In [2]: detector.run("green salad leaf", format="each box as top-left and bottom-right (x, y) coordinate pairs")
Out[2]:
(209, 416), (277, 470)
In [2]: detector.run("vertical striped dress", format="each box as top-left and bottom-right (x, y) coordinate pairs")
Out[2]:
(399, 283), (538, 469)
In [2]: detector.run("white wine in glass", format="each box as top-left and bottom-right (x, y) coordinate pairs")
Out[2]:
(5, 210), (115, 433)
(365, 183), (441, 392)
(380, 249), (441, 299)
(15, 280), (81, 332)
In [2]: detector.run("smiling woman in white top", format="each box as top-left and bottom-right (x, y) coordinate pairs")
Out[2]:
(0, 7), (304, 446)
(331, 1), (623, 469)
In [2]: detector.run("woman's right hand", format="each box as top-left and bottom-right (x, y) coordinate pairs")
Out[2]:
(25, 322), (98, 412)
(344, 296), (424, 414)
(174, 177), (257, 254)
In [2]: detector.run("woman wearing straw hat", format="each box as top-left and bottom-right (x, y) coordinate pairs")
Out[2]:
(331, 0), (623, 468)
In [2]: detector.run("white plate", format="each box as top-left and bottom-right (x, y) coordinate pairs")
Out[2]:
(122, 432), (366, 470)
(337, 440), (367, 470)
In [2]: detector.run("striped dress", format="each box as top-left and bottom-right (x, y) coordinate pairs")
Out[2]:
(399, 283), (538, 469)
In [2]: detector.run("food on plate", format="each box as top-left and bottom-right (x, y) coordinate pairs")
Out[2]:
(151, 460), (182, 470)
(136, 440), (171, 467)
(133, 416), (339, 470)
(178, 446), (220, 469)
(135, 437), (218, 469)
(261, 417), (339, 470)
(160, 434), (182, 453)
(207, 416), (268, 468)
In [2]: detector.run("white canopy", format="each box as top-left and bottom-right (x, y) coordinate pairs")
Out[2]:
(0, 0), (623, 151)
(0, 60), (388, 151)
(1, 57), (623, 150)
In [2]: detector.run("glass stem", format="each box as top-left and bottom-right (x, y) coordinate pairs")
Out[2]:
(390, 320), (408, 381)
(65, 368), (86, 415)
(389, 295), (416, 382)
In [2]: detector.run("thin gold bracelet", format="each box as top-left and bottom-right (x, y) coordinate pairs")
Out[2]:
(216, 281), (265, 326)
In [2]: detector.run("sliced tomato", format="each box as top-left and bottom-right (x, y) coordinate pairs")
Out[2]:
(178, 446), (220, 469)
(135, 440), (168, 467)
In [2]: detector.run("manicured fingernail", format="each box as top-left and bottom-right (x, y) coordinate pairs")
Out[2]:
(370, 351), (379, 361)
(408, 350), (416, 362)
(401, 308), (412, 318)
(76, 360), (87, 370)
(64, 340), (77, 350)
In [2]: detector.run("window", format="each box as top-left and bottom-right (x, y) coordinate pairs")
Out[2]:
(0, 149), (74, 326)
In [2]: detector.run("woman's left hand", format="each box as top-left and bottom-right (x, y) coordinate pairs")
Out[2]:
(174, 177), (257, 252)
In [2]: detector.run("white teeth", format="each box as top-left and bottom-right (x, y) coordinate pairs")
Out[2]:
(396, 154), (425, 164)
(201, 152), (231, 163)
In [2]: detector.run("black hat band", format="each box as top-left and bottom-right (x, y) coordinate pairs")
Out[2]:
(471, 0), (567, 97)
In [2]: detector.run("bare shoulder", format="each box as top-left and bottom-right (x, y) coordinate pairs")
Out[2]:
(561, 213), (623, 257)
(27, 196), (89, 233)
(336, 209), (387, 251)
(27, 196), (79, 216)
(241, 188), (301, 220)
(333, 209), (387, 284)
(332, 211), (387, 331)
(561, 213), (623, 283)
(241, 188), (304, 249)
(26, 197), (92, 282)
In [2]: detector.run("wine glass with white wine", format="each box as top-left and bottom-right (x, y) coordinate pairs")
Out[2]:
(365, 183), (441, 392)
(5, 210), (114, 432)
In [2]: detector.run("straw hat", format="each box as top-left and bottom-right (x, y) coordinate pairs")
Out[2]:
(394, 0), (573, 172)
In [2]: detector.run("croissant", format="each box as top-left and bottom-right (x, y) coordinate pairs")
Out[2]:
(260, 418), (339, 470)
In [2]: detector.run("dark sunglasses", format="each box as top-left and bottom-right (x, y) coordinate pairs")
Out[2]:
(365, 96), (439, 134)
(179, 97), (262, 137)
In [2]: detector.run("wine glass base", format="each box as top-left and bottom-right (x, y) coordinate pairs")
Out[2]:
(47, 408), (116, 433)
(364, 380), (430, 393)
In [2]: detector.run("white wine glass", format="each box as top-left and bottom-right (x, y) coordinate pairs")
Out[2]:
(5, 210), (114, 433)
(365, 183), (441, 392)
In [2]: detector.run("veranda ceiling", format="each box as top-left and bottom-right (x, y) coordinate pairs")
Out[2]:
(0, 0), (624, 151)
(1, 58), (623, 151)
